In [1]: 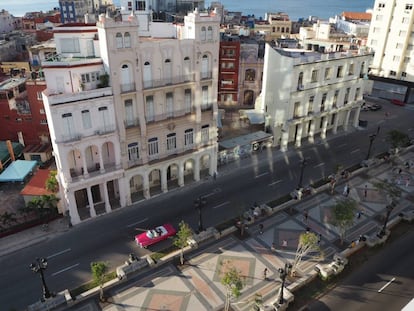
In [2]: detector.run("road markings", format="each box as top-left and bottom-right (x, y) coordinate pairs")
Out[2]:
(213, 201), (230, 209)
(351, 148), (360, 154)
(313, 162), (325, 168)
(52, 263), (79, 276)
(338, 143), (347, 148)
(126, 217), (148, 228)
(203, 188), (221, 198)
(269, 180), (283, 186)
(47, 248), (71, 259)
(378, 277), (396, 293)
(255, 172), (269, 178)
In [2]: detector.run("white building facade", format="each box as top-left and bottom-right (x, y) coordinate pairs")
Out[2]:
(367, 0), (414, 83)
(260, 45), (373, 151)
(42, 10), (220, 225)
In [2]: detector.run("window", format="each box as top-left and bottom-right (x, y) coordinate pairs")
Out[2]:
(60, 38), (80, 53)
(164, 59), (172, 84)
(98, 106), (110, 130)
(344, 88), (350, 104)
(337, 66), (343, 78)
(348, 63), (354, 75)
(200, 26), (206, 41)
(166, 92), (173, 117)
(393, 55), (400, 62)
(116, 32), (123, 48)
(201, 125), (209, 144)
(355, 88), (360, 101)
(128, 142), (139, 161)
(333, 90), (339, 107)
(402, 17), (409, 23)
(124, 32), (131, 48)
(125, 99), (134, 126)
(402, 72), (407, 77)
(294, 102), (301, 118)
(405, 4), (413, 10)
(148, 137), (159, 156)
(297, 72), (303, 89)
(396, 43), (404, 49)
(202, 86), (209, 110)
(81, 110), (92, 129)
(324, 67), (331, 80)
(370, 39), (378, 46)
(143, 61), (152, 88)
(375, 15), (383, 21)
(378, 2), (385, 8)
(135, 0), (145, 10)
(40, 119), (47, 124)
(311, 70), (318, 83)
(307, 96), (314, 115)
(320, 93), (327, 112)
(40, 108), (45, 114)
(167, 133), (176, 151)
(245, 69), (256, 81)
(389, 70), (397, 76)
(184, 129), (194, 146)
(183, 57), (191, 81)
(146, 95), (154, 122)
(373, 27), (380, 33)
(36, 91), (43, 100)
(184, 89), (192, 113)
(81, 72), (100, 84)
(207, 26), (213, 40)
(404, 56), (411, 63)
(201, 55), (209, 79)
(399, 30), (407, 37)
(62, 112), (74, 137)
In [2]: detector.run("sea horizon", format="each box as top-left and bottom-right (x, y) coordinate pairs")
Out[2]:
(3, 0), (374, 21)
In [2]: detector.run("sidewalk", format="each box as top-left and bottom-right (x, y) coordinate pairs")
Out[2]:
(65, 149), (414, 311)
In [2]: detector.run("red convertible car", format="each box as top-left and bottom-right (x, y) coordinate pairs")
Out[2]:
(391, 99), (405, 106)
(135, 223), (177, 248)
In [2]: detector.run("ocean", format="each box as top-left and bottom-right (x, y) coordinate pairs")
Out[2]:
(3, 0), (374, 21)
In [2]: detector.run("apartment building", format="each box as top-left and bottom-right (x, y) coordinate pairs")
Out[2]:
(59, 0), (114, 23)
(367, 0), (414, 101)
(218, 35), (240, 106)
(42, 10), (220, 225)
(260, 44), (373, 151)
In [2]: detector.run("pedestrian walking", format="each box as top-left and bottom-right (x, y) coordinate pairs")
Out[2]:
(346, 184), (350, 197)
(213, 171), (217, 180)
(259, 223), (264, 234)
(364, 185), (368, 198)
(343, 183), (349, 196)
(318, 233), (321, 245)
(263, 268), (268, 280)
(303, 210), (308, 223)
(356, 211), (361, 219)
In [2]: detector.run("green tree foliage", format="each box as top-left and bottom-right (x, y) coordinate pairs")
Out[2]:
(221, 263), (244, 311)
(173, 221), (193, 265)
(45, 170), (58, 193)
(292, 231), (320, 275)
(1, 211), (17, 227)
(330, 198), (358, 244)
(91, 261), (108, 301)
(386, 130), (411, 149)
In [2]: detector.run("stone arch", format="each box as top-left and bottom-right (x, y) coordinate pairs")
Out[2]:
(183, 158), (196, 184)
(84, 144), (100, 173)
(68, 148), (83, 178)
(166, 162), (179, 190)
(199, 153), (211, 179)
(130, 174), (144, 203)
(101, 141), (116, 168)
(148, 168), (162, 197)
(243, 90), (254, 106)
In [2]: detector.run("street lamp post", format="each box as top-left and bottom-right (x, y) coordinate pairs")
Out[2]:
(194, 196), (207, 232)
(366, 133), (377, 160)
(378, 202), (395, 238)
(297, 159), (307, 190)
(278, 262), (292, 305)
(30, 257), (51, 301)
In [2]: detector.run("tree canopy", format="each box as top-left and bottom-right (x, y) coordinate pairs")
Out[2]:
(330, 198), (358, 244)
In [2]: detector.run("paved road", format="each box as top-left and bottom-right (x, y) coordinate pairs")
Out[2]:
(306, 228), (414, 311)
(0, 100), (413, 311)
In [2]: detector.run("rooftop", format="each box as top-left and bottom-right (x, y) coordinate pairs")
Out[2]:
(0, 77), (26, 91)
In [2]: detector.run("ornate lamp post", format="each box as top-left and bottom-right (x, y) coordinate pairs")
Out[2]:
(194, 196), (207, 232)
(297, 159), (307, 189)
(30, 257), (52, 301)
(278, 262), (292, 305)
(366, 133), (377, 160)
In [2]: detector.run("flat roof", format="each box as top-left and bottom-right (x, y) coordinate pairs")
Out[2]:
(219, 131), (273, 149)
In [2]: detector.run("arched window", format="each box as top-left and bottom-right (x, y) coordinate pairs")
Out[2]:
(245, 69), (256, 81)
(124, 32), (131, 48)
(201, 55), (209, 79)
(243, 90), (254, 106)
(207, 26), (213, 40)
(116, 32), (123, 48)
(281, 27), (285, 33)
(143, 61), (152, 88)
(120, 64), (133, 92)
(200, 26), (206, 41)
(183, 57), (191, 81)
(272, 27), (275, 32)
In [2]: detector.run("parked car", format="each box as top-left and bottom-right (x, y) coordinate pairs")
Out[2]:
(135, 223), (177, 248)
(369, 104), (382, 111)
(361, 102), (382, 111)
(391, 99), (405, 106)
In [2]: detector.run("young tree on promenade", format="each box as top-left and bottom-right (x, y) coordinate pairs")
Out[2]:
(173, 221), (193, 265)
(292, 231), (320, 276)
(91, 261), (108, 301)
(330, 198), (357, 245)
(220, 261), (244, 311)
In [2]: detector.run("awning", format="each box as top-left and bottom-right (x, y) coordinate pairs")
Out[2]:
(0, 160), (37, 182)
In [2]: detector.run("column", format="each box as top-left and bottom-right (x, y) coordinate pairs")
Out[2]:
(280, 130), (289, 152)
(143, 173), (150, 199)
(81, 152), (89, 176)
(332, 113), (339, 134)
(161, 168), (168, 193)
(99, 153), (105, 173)
(308, 120), (315, 144)
(295, 123), (303, 148)
(353, 106), (361, 127)
(194, 159), (200, 181)
(118, 177), (129, 207)
(103, 182), (111, 213)
(343, 109), (351, 131)
(320, 116), (328, 140)
(209, 145), (217, 176)
(66, 191), (81, 225)
(178, 164), (184, 187)
(86, 186), (97, 217)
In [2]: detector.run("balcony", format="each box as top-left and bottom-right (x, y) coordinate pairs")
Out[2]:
(146, 108), (194, 123)
(45, 87), (113, 105)
(121, 83), (136, 93)
(143, 74), (195, 90)
(297, 84), (304, 91)
(57, 133), (83, 143)
(125, 118), (140, 128)
(70, 163), (121, 182)
(128, 158), (143, 168)
(201, 71), (213, 80)
(95, 125), (116, 135)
